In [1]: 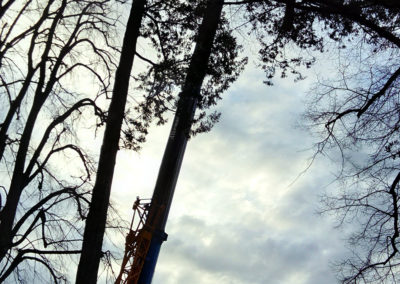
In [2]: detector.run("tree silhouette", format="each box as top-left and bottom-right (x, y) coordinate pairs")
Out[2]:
(241, 1), (400, 282)
(0, 0), (119, 281)
(225, 1), (400, 282)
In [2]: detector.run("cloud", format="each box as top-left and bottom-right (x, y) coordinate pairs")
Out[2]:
(112, 64), (349, 284)
(154, 212), (345, 284)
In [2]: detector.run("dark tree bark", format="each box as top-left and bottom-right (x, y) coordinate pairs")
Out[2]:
(75, 0), (147, 283)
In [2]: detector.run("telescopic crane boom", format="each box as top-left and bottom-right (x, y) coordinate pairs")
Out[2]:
(115, 1), (224, 283)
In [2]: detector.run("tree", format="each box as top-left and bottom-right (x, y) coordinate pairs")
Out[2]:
(236, 1), (400, 283)
(305, 28), (400, 284)
(221, 1), (400, 283)
(0, 0), (120, 282)
(308, 46), (400, 283)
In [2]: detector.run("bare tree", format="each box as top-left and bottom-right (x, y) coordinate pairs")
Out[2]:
(246, 1), (400, 283)
(306, 41), (400, 283)
(0, 0), (120, 282)
(226, 1), (400, 283)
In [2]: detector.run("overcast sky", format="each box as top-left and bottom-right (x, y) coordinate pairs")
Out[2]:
(110, 60), (351, 284)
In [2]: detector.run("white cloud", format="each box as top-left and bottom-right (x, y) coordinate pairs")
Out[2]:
(112, 64), (348, 284)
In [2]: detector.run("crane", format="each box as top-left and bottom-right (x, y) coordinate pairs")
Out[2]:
(115, 197), (165, 284)
(115, 1), (224, 283)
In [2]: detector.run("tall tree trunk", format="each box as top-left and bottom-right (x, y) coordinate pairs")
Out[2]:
(75, 0), (147, 283)
(138, 0), (224, 282)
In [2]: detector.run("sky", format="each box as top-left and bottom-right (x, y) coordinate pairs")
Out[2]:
(111, 62), (351, 284)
